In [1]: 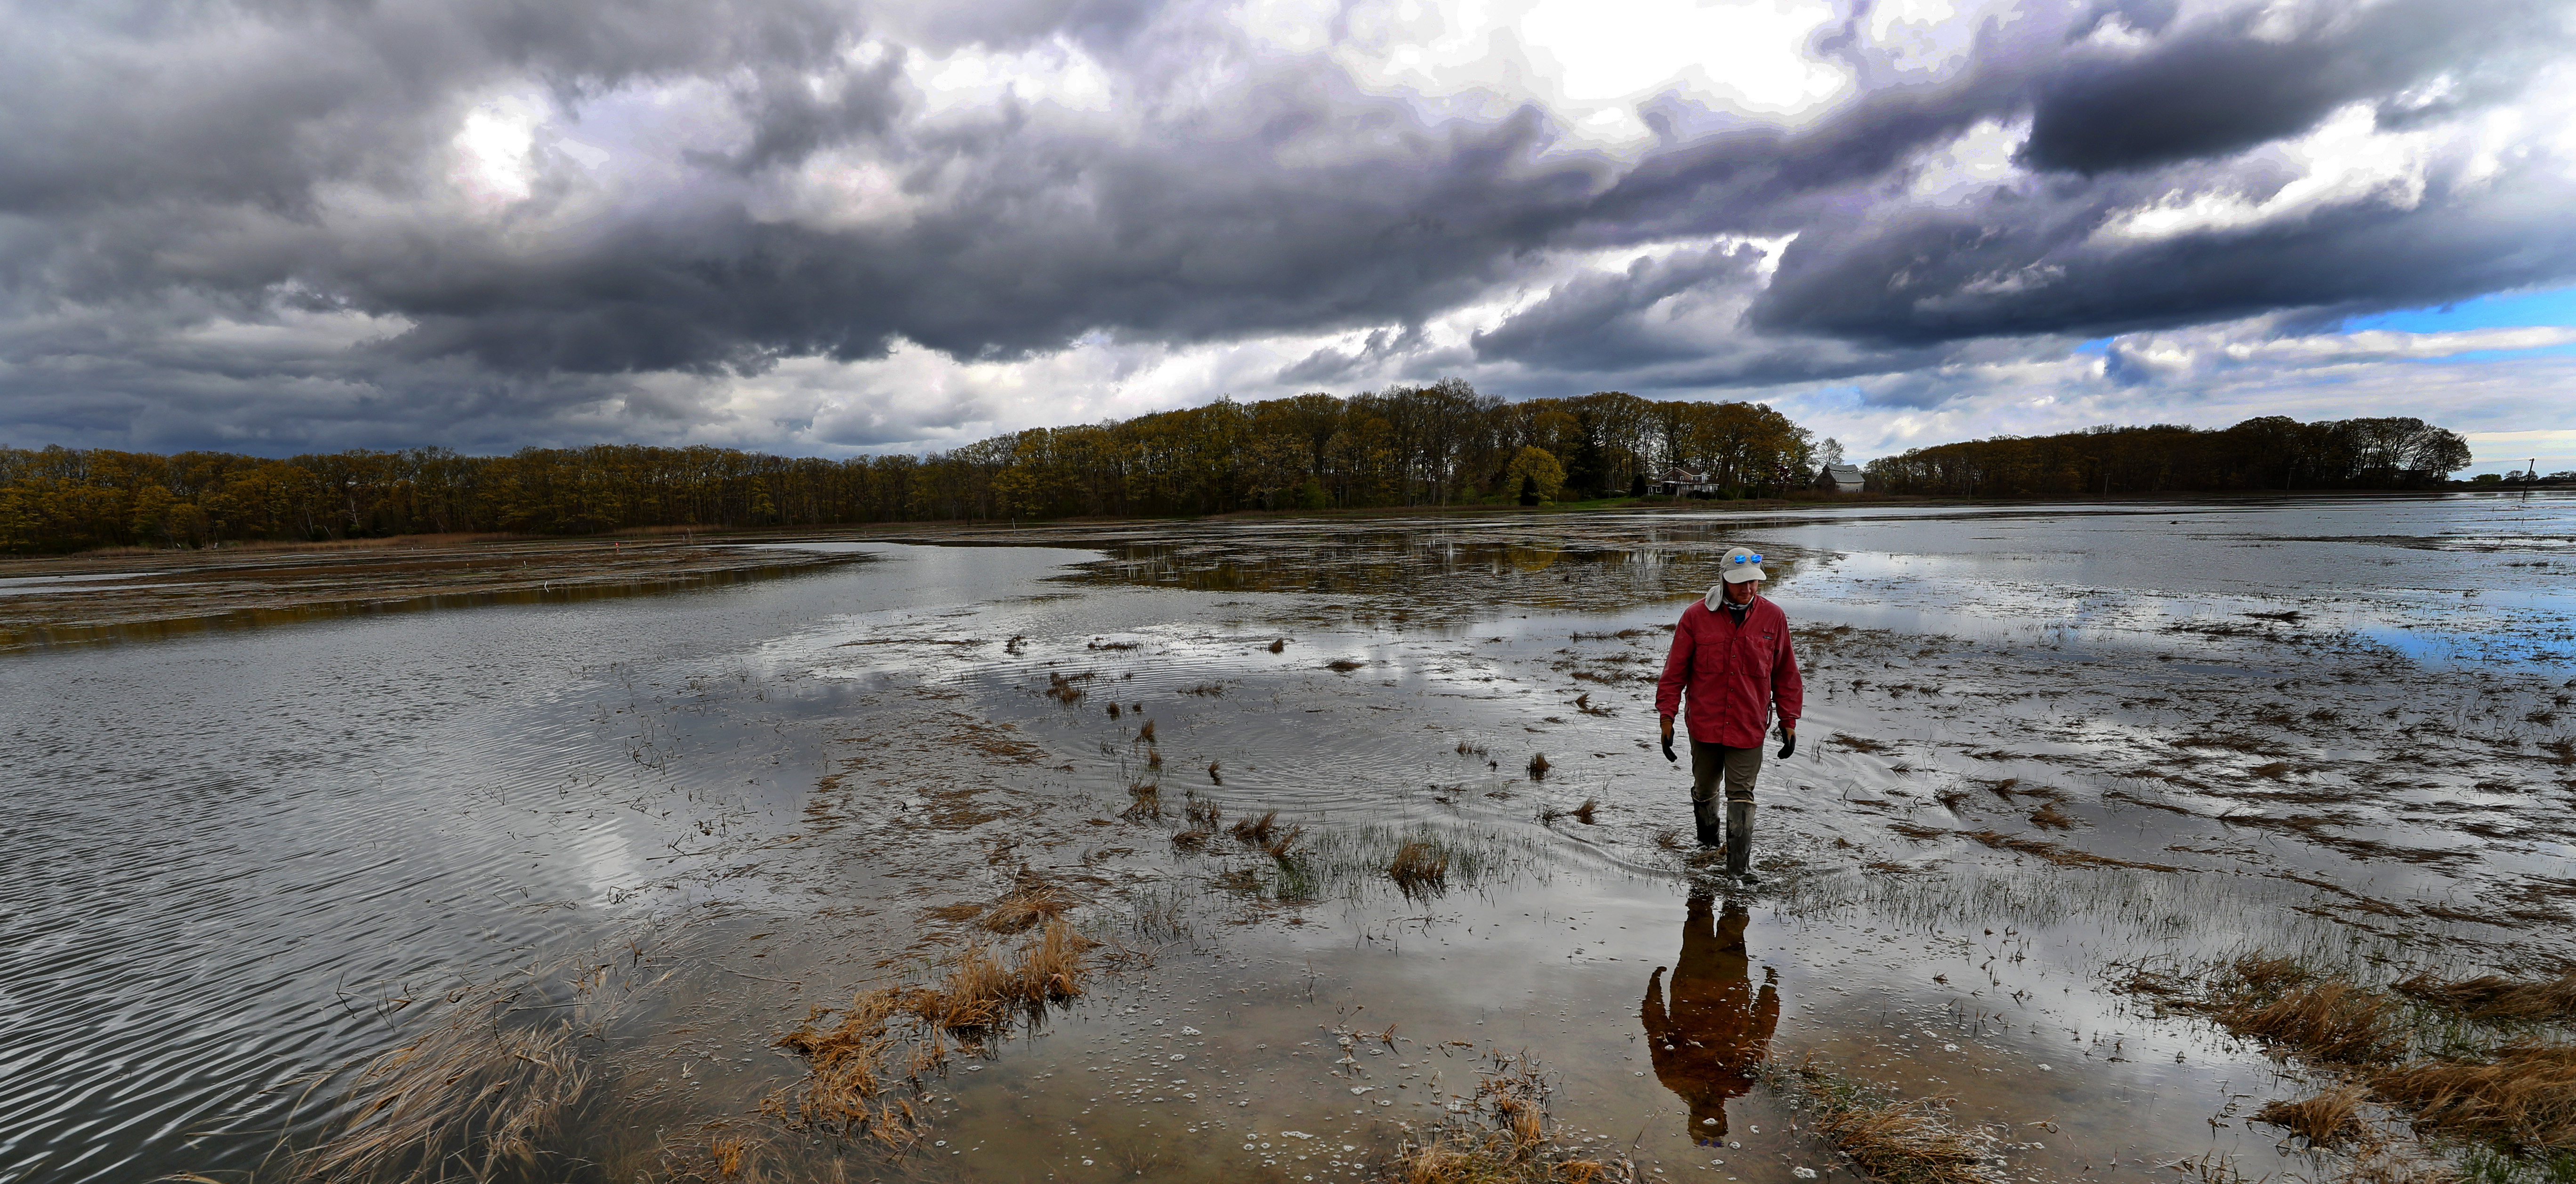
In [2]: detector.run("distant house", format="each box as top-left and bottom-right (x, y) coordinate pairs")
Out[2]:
(1650, 467), (1720, 496)
(1816, 464), (1865, 493)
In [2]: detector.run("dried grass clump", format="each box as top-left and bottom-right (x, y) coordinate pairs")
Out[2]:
(2392, 970), (2576, 1023)
(1045, 672), (1089, 703)
(2372, 1041), (2576, 1151)
(1230, 809), (1281, 845)
(1268, 638), (1287, 653)
(1207, 760), (1223, 785)
(2253, 1084), (2369, 1146)
(1570, 798), (1598, 824)
(1389, 840), (1451, 891)
(983, 878), (1078, 934)
(1962, 829), (2178, 872)
(1835, 733), (1893, 754)
(1121, 781), (1162, 821)
(1185, 797), (1222, 831)
(1385, 1054), (1620, 1184)
(1652, 828), (1684, 851)
(771, 920), (1096, 1141)
(283, 995), (597, 1183)
(2224, 979), (2403, 1067)
(1261, 825), (1307, 862)
(1767, 1056), (2001, 1184)
(1106, 702), (1122, 719)
(2027, 801), (2077, 830)
(1327, 658), (1366, 672)
(1527, 753), (1551, 781)
(1136, 719), (1156, 743)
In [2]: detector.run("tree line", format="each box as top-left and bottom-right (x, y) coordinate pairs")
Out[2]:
(1861, 416), (2474, 497)
(0, 384), (1819, 552)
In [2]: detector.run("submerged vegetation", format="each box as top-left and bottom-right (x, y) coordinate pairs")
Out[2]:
(1764, 1057), (2003, 1184)
(2125, 954), (2576, 1168)
(769, 918), (1097, 1142)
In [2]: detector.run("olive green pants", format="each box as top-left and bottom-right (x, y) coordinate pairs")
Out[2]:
(1690, 740), (1763, 805)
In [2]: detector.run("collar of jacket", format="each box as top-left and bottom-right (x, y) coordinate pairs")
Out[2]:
(1701, 587), (1766, 614)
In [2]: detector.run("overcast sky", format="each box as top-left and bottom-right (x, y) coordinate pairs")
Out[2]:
(4, 0), (2573, 471)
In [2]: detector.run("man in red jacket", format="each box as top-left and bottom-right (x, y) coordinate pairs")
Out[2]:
(1657, 546), (1802, 883)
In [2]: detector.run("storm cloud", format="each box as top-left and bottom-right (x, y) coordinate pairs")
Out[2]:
(2, 0), (2572, 456)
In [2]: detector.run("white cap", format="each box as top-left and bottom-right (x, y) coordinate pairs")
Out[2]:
(1719, 545), (1767, 584)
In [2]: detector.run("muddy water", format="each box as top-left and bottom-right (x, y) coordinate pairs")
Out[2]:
(4, 493), (2572, 1184)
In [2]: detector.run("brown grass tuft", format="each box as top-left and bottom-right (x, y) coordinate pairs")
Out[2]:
(1389, 840), (1451, 891)
(2392, 969), (2576, 1023)
(1269, 638), (1286, 653)
(2253, 1085), (2368, 1146)
(1121, 780), (1162, 821)
(2224, 980), (2403, 1066)
(283, 989), (598, 1183)
(1962, 830), (2178, 872)
(984, 878), (1078, 934)
(1230, 809), (1280, 846)
(1136, 719), (1155, 743)
(1767, 1056), (2001, 1184)
(1385, 1054), (1623, 1184)
(1207, 760), (1223, 784)
(771, 920), (1095, 1140)
(1835, 733), (1893, 754)
(1259, 824), (1307, 862)
(1570, 797), (1598, 824)
(2027, 801), (2077, 830)
(1327, 658), (1366, 672)
(2372, 1040), (2576, 1151)
(1527, 753), (1551, 781)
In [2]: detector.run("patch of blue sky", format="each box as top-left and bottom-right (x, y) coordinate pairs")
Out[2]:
(2344, 284), (2576, 333)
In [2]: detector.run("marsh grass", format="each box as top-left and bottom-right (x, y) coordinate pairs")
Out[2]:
(1388, 840), (1451, 894)
(2394, 971), (2576, 1024)
(769, 919), (1096, 1142)
(2254, 1085), (2370, 1146)
(2126, 954), (2576, 1158)
(1526, 753), (1551, 781)
(1121, 780), (1162, 821)
(244, 942), (660, 1184)
(1764, 1056), (2002, 1184)
(1381, 1054), (1622, 1184)
(983, 873), (1079, 934)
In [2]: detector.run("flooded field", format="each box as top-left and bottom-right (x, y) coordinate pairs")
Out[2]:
(4, 494), (2573, 1184)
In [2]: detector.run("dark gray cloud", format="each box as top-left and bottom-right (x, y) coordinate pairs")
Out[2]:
(2, 0), (2572, 453)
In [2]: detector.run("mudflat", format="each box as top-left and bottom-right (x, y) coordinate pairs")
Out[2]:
(4, 493), (2572, 1184)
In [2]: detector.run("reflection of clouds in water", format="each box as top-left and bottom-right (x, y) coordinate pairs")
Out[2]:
(1642, 895), (1779, 1144)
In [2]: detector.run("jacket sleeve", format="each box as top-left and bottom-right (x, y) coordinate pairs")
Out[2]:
(1656, 610), (1694, 719)
(1771, 622), (1803, 727)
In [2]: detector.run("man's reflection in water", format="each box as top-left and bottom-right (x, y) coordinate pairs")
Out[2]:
(1641, 894), (1780, 1144)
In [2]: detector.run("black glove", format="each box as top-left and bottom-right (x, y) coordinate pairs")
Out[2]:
(1777, 727), (1796, 760)
(1661, 733), (1677, 763)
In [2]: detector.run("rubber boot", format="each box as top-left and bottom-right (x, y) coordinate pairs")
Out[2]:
(1692, 792), (1723, 848)
(1725, 800), (1757, 884)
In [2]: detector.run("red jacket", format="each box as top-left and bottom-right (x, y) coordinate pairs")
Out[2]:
(1656, 594), (1802, 748)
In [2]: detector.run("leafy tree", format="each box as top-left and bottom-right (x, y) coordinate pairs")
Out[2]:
(1503, 446), (1566, 503)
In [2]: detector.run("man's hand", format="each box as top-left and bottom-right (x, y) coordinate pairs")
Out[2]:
(1776, 723), (1796, 760)
(1660, 714), (1677, 763)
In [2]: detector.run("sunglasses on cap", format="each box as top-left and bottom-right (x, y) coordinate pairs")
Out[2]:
(1731, 552), (1763, 564)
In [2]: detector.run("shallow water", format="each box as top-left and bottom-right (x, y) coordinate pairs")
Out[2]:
(4, 493), (2572, 1184)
